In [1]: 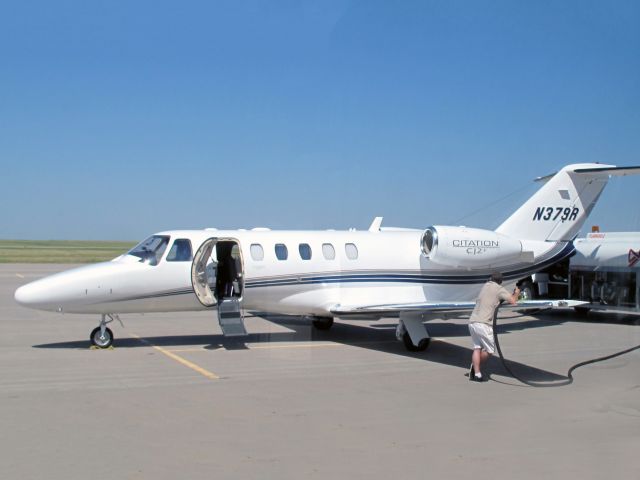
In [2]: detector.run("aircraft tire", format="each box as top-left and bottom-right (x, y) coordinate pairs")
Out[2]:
(312, 317), (334, 330)
(574, 306), (591, 316)
(90, 326), (114, 348)
(520, 282), (535, 301)
(402, 332), (430, 352)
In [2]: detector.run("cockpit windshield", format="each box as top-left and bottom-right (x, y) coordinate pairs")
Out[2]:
(127, 235), (170, 266)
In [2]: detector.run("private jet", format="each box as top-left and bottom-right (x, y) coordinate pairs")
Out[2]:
(14, 163), (640, 350)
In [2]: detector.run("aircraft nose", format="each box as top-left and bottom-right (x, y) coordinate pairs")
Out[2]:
(15, 282), (48, 309)
(15, 283), (37, 307)
(14, 276), (65, 312)
(14, 262), (120, 312)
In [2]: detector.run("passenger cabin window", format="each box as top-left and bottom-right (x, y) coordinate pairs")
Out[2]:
(299, 243), (312, 260)
(166, 238), (192, 262)
(250, 244), (264, 261)
(322, 243), (335, 260)
(345, 243), (358, 260)
(127, 235), (170, 266)
(275, 243), (288, 260)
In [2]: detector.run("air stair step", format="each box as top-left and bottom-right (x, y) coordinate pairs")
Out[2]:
(218, 297), (247, 337)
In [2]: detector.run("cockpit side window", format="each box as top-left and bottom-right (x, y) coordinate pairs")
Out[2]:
(127, 235), (170, 266)
(166, 238), (193, 262)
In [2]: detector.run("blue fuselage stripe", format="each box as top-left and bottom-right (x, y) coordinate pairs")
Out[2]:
(245, 242), (575, 289)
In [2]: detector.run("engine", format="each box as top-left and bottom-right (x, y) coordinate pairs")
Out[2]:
(421, 226), (526, 268)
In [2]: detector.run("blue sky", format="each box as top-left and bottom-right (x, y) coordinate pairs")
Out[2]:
(1, 0), (639, 240)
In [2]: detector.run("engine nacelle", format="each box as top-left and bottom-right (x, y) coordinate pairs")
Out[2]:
(421, 226), (525, 268)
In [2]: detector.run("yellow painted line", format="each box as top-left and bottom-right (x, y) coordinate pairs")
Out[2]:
(164, 344), (340, 353)
(15, 273), (24, 278)
(249, 340), (398, 348)
(129, 334), (219, 380)
(249, 343), (343, 350)
(166, 340), (398, 353)
(166, 343), (343, 353)
(167, 348), (209, 353)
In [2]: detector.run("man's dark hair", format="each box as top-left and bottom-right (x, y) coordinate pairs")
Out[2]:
(490, 272), (503, 284)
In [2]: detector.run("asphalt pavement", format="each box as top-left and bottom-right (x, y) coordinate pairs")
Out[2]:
(2, 264), (639, 480)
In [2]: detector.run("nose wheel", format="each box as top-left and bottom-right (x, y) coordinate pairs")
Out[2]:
(90, 314), (120, 348)
(90, 326), (114, 348)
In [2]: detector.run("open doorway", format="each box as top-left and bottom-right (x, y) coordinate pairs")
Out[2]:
(191, 238), (244, 308)
(215, 240), (243, 300)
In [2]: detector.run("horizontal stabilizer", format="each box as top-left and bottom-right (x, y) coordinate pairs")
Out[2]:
(536, 165), (640, 182)
(573, 166), (640, 176)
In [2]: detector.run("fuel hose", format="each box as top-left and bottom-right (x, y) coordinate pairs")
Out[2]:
(492, 305), (640, 387)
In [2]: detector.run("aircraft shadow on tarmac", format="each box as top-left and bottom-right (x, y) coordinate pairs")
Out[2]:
(33, 313), (573, 383)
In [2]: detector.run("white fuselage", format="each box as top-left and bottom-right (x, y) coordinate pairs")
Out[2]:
(14, 228), (572, 317)
(13, 162), (640, 353)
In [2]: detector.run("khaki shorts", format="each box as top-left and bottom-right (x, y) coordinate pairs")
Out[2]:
(469, 322), (495, 354)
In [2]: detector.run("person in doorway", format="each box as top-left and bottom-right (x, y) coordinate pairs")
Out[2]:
(468, 272), (519, 382)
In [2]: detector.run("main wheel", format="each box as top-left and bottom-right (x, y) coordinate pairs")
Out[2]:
(312, 317), (334, 330)
(520, 282), (535, 301)
(574, 306), (591, 316)
(402, 332), (431, 352)
(90, 326), (114, 348)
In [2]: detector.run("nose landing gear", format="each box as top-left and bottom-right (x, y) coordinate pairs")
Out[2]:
(90, 326), (113, 348)
(90, 314), (121, 349)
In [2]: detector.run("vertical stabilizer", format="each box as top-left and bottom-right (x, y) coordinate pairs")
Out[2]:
(496, 163), (623, 241)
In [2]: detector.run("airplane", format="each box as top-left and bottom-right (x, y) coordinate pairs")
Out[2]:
(14, 163), (640, 350)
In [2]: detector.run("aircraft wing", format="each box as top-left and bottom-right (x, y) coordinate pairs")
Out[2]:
(330, 300), (583, 318)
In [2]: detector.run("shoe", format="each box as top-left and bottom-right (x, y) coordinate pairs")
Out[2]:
(468, 364), (475, 380)
(470, 374), (486, 383)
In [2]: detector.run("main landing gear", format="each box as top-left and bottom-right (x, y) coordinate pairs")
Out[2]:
(311, 316), (334, 331)
(397, 314), (431, 352)
(402, 333), (431, 352)
(90, 314), (121, 349)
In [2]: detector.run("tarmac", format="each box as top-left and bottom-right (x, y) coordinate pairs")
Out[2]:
(1, 264), (639, 480)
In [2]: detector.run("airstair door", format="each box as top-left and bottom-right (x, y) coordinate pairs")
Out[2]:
(191, 237), (247, 337)
(214, 240), (247, 337)
(191, 237), (218, 308)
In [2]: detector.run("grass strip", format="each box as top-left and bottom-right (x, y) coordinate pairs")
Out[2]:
(0, 240), (137, 263)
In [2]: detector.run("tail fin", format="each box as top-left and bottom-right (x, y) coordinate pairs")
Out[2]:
(496, 164), (640, 241)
